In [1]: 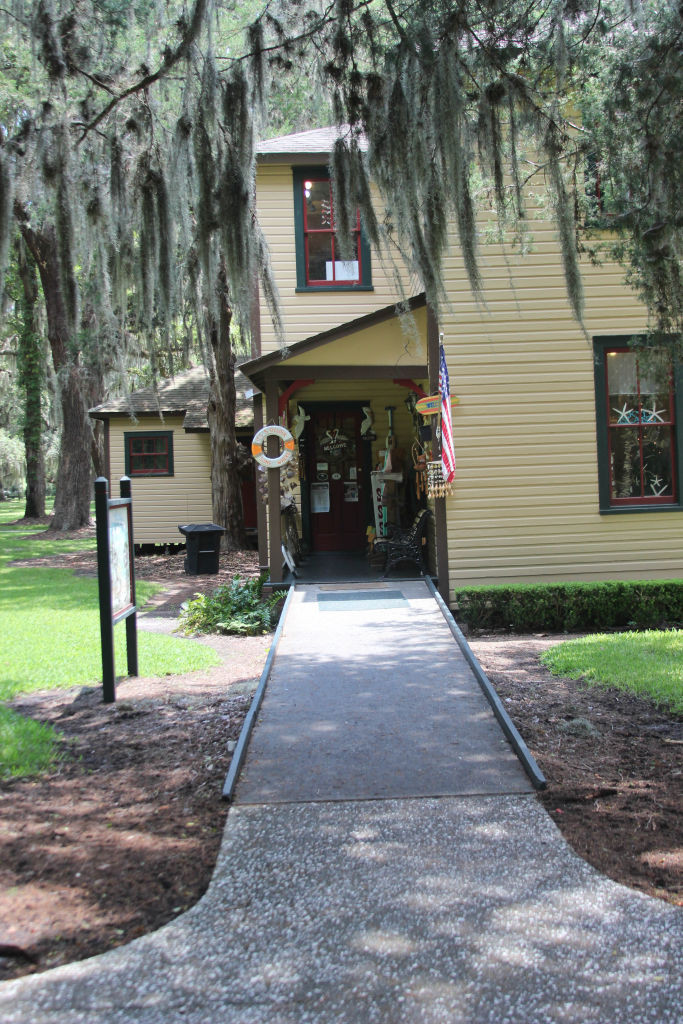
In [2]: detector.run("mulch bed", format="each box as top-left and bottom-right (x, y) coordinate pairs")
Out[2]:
(1, 523), (681, 981)
(469, 634), (682, 909)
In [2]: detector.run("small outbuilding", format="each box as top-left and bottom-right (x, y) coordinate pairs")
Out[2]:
(89, 366), (257, 547)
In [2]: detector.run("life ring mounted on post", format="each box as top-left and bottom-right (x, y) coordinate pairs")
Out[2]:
(251, 425), (296, 468)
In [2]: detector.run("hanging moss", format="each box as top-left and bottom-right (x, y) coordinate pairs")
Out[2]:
(53, 129), (79, 334)
(154, 166), (174, 326)
(34, 0), (66, 81)
(545, 124), (584, 324)
(0, 148), (13, 300)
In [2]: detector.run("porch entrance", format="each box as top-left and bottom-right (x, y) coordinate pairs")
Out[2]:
(305, 406), (371, 552)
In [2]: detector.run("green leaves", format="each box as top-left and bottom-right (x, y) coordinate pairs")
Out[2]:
(455, 580), (683, 633)
(178, 574), (285, 636)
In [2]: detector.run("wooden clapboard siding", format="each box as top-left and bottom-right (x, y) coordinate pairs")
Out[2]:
(441, 231), (683, 591)
(255, 165), (416, 352)
(253, 149), (682, 593)
(108, 417), (212, 544)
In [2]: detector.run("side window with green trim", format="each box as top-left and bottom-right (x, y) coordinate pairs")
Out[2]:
(124, 431), (174, 477)
(293, 166), (372, 291)
(593, 338), (682, 512)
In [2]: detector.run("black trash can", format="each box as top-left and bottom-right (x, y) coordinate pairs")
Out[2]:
(178, 523), (226, 574)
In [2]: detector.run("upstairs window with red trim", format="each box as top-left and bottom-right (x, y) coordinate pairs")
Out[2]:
(303, 176), (361, 285)
(293, 167), (372, 291)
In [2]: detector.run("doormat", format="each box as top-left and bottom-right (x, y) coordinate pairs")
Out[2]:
(316, 583), (392, 591)
(317, 590), (407, 611)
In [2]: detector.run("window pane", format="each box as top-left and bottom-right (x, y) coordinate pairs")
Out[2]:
(305, 181), (333, 230)
(610, 426), (642, 497)
(640, 360), (673, 425)
(642, 426), (673, 497)
(607, 351), (638, 424)
(330, 232), (360, 281)
(307, 233), (334, 281)
(128, 435), (170, 474)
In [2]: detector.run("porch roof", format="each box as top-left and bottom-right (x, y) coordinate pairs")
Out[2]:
(241, 294), (428, 392)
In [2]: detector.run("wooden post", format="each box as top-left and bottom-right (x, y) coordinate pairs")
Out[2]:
(120, 476), (138, 679)
(253, 396), (269, 576)
(95, 477), (116, 703)
(427, 305), (451, 606)
(266, 378), (283, 584)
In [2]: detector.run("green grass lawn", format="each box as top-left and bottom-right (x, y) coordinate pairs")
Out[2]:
(541, 629), (683, 714)
(0, 498), (220, 777)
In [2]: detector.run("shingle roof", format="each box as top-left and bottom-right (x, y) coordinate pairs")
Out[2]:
(89, 366), (255, 430)
(256, 126), (367, 160)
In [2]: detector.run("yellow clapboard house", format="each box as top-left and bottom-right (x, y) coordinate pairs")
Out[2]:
(241, 127), (682, 600)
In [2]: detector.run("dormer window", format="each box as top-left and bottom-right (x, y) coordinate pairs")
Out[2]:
(293, 167), (372, 291)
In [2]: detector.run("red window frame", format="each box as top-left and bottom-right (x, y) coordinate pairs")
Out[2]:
(605, 347), (677, 506)
(302, 176), (362, 286)
(127, 434), (171, 476)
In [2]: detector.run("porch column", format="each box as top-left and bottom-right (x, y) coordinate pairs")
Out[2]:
(253, 396), (269, 576)
(428, 304), (450, 606)
(266, 378), (283, 584)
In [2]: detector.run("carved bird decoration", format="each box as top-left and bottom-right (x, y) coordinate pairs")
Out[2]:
(291, 404), (310, 439)
(361, 406), (374, 435)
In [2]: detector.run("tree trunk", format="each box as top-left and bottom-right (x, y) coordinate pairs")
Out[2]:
(207, 265), (245, 550)
(17, 214), (93, 530)
(16, 240), (46, 519)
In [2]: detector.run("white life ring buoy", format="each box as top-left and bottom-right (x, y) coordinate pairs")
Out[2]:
(251, 425), (296, 468)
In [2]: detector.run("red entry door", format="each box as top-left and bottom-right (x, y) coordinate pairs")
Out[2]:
(308, 408), (366, 551)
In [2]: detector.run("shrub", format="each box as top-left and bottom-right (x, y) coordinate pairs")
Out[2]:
(178, 574), (286, 636)
(453, 579), (683, 633)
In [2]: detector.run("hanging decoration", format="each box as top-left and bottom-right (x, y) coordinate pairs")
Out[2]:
(291, 404), (310, 438)
(411, 440), (429, 499)
(427, 460), (453, 498)
(320, 428), (350, 457)
(361, 406), (376, 440)
(415, 394), (442, 416)
(251, 425), (296, 468)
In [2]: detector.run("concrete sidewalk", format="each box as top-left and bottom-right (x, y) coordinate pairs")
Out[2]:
(1, 582), (681, 1023)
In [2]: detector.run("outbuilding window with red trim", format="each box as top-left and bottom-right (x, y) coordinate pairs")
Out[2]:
(124, 431), (174, 477)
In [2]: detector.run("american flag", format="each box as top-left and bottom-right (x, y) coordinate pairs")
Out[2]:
(439, 341), (456, 483)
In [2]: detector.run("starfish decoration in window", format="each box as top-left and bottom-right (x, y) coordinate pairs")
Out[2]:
(613, 403), (638, 424)
(649, 475), (668, 496)
(641, 406), (666, 423)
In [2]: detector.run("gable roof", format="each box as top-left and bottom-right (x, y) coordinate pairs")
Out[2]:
(89, 366), (255, 431)
(240, 294), (427, 390)
(256, 126), (367, 163)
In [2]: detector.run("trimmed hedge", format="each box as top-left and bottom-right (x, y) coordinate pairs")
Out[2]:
(453, 580), (683, 633)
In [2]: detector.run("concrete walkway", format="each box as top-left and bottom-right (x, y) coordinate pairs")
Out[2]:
(1, 582), (681, 1023)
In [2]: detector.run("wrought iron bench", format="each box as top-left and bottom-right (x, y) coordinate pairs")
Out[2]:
(379, 508), (432, 577)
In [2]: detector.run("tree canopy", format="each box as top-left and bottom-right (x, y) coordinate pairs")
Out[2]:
(0, 0), (680, 522)
(1, 0), (680, 344)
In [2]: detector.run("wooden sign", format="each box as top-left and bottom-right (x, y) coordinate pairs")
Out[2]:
(95, 476), (138, 703)
(416, 395), (441, 416)
(416, 394), (460, 416)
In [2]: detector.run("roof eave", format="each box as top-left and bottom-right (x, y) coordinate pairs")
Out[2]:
(240, 293), (427, 391)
